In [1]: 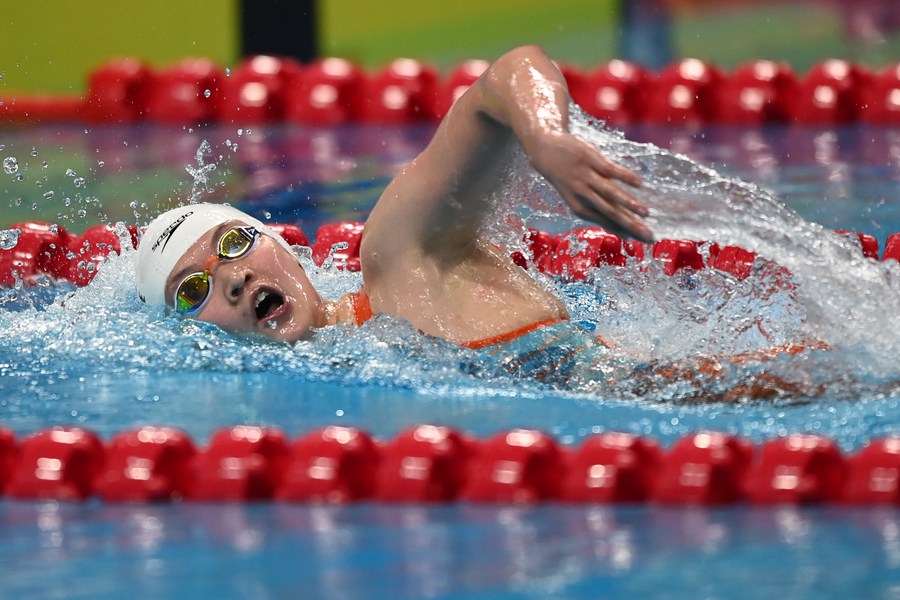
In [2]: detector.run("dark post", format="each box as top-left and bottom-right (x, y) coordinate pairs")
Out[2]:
(240, 0), (317, 61)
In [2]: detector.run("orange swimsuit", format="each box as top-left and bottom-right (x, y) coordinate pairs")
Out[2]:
(349, 288), (617, 385)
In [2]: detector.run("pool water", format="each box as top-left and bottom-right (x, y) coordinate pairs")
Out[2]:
(2, 117), (900, 599)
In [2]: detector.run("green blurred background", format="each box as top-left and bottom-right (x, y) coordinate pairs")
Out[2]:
(1, 0), (898, 95)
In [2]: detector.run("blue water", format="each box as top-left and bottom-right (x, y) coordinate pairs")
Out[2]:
(2, 120), (900, 599)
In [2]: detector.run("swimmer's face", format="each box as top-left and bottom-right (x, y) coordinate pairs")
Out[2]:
(165, 221), (325, 342)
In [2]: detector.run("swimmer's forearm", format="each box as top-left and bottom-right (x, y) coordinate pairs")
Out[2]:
(477, 45), (571, 155)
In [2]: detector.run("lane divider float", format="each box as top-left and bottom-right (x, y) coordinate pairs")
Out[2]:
(0, 220), (891, 289)
(0, 425), (896, 505)
(2, 56), (900, 126)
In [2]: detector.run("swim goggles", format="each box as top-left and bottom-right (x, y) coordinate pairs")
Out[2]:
(174, 225), (260, 314)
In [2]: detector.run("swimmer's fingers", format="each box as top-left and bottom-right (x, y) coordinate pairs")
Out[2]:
(568, 195), (652, 242)
(569, 178), (654, 242)
(590, 152), (644, 193)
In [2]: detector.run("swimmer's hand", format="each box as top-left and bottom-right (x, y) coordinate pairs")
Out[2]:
(528, 131), (653, 242)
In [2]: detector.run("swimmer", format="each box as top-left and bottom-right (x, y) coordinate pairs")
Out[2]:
(134, 45), (818, 396)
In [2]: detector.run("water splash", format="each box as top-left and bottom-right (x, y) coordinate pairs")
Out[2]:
(0, 228), (20, 250)
(3, 157), (18, 174)
(185, 140), (217, 203)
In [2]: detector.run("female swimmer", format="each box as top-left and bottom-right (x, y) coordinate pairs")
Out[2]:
(134, 45), (815, 392)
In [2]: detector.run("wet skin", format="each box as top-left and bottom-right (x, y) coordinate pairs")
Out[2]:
(164, 220), (355, 342)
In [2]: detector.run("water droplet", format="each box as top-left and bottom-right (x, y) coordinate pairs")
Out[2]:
(30, 147), (38, 157)
(43, 191), (54, 200)
(65, 168), (76, 177)
(264, 211), (271, 220)
(49, 224), (58, 234)
(225, 67), (232, 77)
(73, 177), (86, 188)
(12, 174), (23, 182)
(0, 229), (20, 250)
(3, 157), (19, 174)
(77, 209), (86, 218)
(204, 89), (211, 98)
(97, 160), (105, 167)
(40, 161), (48, 169)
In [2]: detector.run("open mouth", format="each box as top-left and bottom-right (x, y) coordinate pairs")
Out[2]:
(254, 289), (286, 321)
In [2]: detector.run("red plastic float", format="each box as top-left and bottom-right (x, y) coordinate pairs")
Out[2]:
(644, 59), (724, 124)
(651, 239), (705, 276)
(312, 221), (364, 270)
(217, 55), (303, 124)
(188, 425), (289, 501)
(744, 434), (846, 504)
(6, 427), (105, 500)
(0, 221), (71, 287)
(461, 429), (563, 503)
(547, 227), (627, 280)
(707, 244), (756, 280)
(561, 432), (661, 502)
(861, 63), (900, 125)
(285, 57), (363, 126)
(836, 229), (879, 260)
(567, 60), (649, 124)
(375, 424), (473, 502)
(0, 428), (17, 494)
(653, 432), (753, 504)
(715, 60), (797, 124)
(96, 426), (197, 502)
(791, 60), (870, 124)
(83, 58), (152, 123)
(883, 233), (900, 262)
(277, 426), (379, 502)
(144, 57), (225, 125)
(844, 437), (900, 504)
(357, 58), (439, 124)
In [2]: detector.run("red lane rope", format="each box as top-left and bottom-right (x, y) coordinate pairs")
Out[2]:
(1, 56), (899, 126)
(0, 221), (893, 289)
(0, 424), (896, 505)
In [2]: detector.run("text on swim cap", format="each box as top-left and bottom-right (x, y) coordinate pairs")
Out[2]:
(151, 211), (194, 253)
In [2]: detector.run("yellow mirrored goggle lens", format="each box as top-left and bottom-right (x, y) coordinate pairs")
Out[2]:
(175, 272), (211, 314)
(218, 226), (257, 259)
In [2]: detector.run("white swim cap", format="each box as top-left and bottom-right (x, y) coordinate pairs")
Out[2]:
(134, 203), (296, 307)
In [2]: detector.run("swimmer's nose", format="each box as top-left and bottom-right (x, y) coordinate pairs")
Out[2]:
(209, 260), (251, 303)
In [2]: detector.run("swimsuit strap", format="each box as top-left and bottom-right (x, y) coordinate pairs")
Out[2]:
(351, 288), (374, 326)
(460, 318), (567, 350)
(350, 288), (568, 352)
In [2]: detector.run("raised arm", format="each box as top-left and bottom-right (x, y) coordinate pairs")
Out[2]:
(362, 45), (652, 274)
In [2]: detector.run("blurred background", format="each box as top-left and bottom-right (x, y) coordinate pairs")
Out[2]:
(1, 0), (898, 95)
